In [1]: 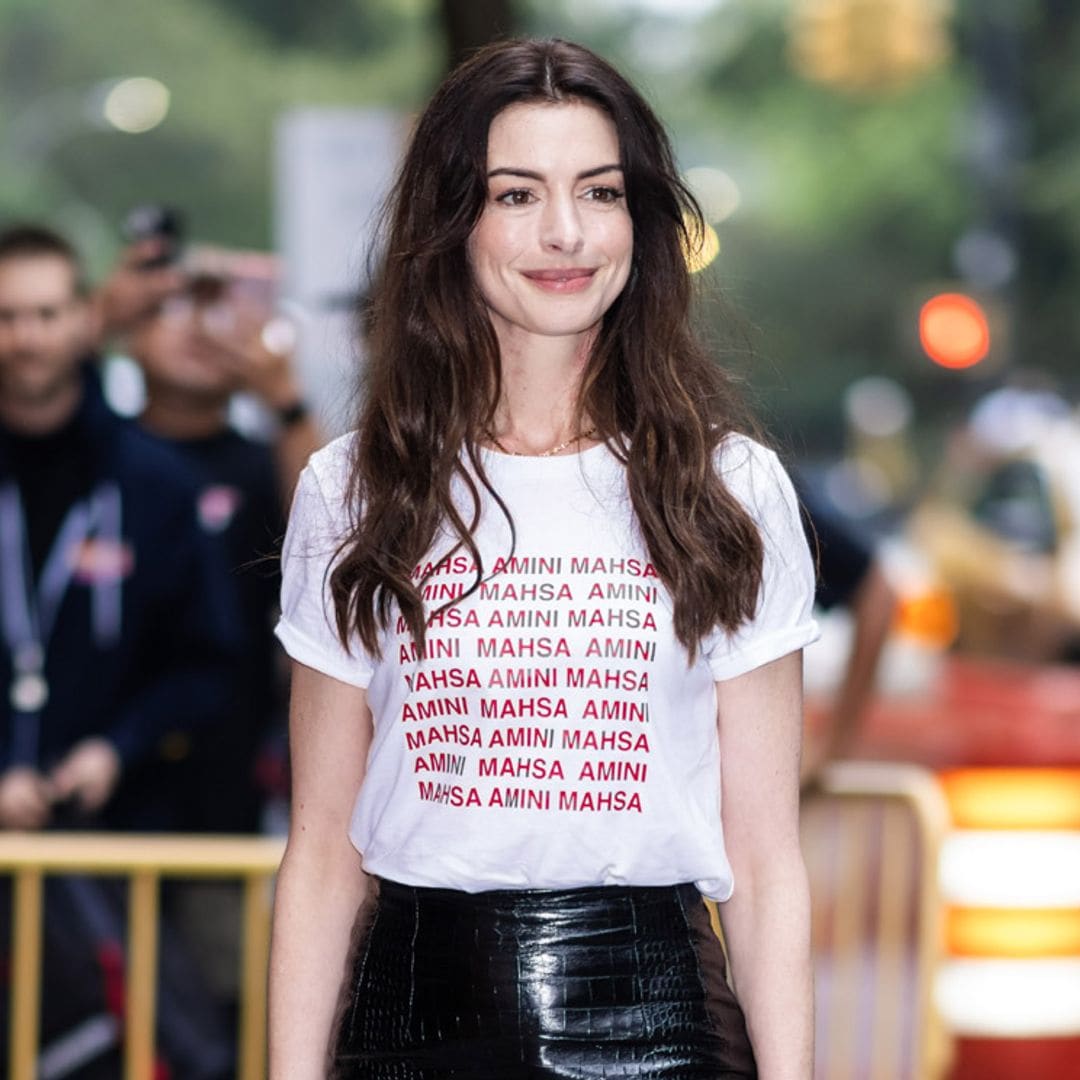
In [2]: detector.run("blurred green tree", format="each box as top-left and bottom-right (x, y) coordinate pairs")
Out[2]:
(0, 0), (1075, 443)
(206, 0), (411, 55)
(0, 0), (440, 263)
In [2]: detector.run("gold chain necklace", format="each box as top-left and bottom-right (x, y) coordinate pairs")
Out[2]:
(486, 427), (598, 458)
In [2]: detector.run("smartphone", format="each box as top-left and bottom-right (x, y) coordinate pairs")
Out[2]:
(122, 204), (185, 269)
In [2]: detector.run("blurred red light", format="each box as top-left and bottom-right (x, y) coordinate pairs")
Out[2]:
(920, 293), (990, 369)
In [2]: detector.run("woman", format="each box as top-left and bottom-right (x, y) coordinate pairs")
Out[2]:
(270, 37), (817, 1080)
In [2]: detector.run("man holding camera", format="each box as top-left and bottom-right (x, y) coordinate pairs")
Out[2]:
(116, 244), (321, 835)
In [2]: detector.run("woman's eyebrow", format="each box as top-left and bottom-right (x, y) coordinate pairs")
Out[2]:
(487, 164), (623, 180)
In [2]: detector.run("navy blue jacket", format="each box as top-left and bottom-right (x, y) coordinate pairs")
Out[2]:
(0, 368), (241, 824)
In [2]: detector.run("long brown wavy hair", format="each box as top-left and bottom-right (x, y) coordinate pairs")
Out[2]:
(331, 37), (764, 661)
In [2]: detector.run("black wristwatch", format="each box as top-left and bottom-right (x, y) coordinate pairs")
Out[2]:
(276, 400), (309, 428)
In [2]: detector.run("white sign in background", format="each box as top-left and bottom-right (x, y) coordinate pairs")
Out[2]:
(274, 108), (406, 434)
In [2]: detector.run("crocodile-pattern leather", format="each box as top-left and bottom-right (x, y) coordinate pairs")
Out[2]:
(331, 880), (756, 1079)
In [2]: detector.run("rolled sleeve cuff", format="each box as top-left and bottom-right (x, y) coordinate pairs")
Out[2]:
(275, 616), (374, 689)
(707, 618), (820, 682)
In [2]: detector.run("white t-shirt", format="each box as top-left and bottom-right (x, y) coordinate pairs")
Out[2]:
(276, 433), (818, 900)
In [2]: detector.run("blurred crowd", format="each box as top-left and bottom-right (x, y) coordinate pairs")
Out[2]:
(0, 218), (321, 835)
(0, 215), (321, 1078)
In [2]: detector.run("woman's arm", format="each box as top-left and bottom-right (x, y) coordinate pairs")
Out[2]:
(269, 661), (373, 1080)
(716, 650), (813, 1080)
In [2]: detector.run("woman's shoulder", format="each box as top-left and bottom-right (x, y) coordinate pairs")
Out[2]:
(302, 431), (358, 504)
(713, 431), (782, 490)
(711, 431), (802, 532)
(286, 432), (359, 544)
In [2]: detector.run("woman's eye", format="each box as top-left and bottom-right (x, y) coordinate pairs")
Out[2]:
(584, 186), (625, 204)
(494, 189), (535, 206)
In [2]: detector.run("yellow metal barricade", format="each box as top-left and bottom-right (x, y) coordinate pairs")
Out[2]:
(801, 761), (952, 1080)
(705, 761), (952, 1080)
(0, 833), (284, 1080)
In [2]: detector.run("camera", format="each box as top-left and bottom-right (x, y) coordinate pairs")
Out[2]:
(122, 204), (185, 269)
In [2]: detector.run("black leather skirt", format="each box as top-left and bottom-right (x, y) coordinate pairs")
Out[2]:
(331, 879), (756, 1079)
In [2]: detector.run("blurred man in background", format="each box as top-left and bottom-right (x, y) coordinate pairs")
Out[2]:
(797, 479), (897, 788)
(118, 257), (321, 834)
(0, 224), (239, 830)
(106, 247), (321, 1023)
(0, 223), (239, 1079)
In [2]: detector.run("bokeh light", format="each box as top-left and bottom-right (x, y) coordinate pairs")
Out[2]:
(102, 77), (170, 134)
(682, 213), (720, 273)
(919, 291), (990, 369)
(893, 586), (959, 648)
(844, 375), (913, 437)
(941, 768), (1080, 830)
(947, 908), (1080, 959)
(684, 166), (741, 224)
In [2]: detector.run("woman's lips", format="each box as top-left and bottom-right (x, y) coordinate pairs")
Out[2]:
(521, 268), (597, 293)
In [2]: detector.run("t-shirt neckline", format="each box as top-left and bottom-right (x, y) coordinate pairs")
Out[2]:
(476, 439), (614, 475)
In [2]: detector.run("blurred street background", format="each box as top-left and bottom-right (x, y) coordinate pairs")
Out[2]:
(1, 1), (1079, 1078)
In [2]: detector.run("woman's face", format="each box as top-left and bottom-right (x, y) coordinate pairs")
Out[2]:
(467, 100), (633, 356)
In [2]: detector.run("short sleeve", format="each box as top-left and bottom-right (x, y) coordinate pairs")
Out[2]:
(274, 450), (375, 688)
(702, 438), (820, 681)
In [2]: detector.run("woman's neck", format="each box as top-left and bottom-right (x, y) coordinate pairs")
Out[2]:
(490, 329), (595, 453)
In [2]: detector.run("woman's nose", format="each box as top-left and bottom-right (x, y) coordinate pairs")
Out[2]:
(540, 193), (585, 254)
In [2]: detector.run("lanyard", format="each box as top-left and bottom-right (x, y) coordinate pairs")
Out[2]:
(0, 481), (123, 764)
